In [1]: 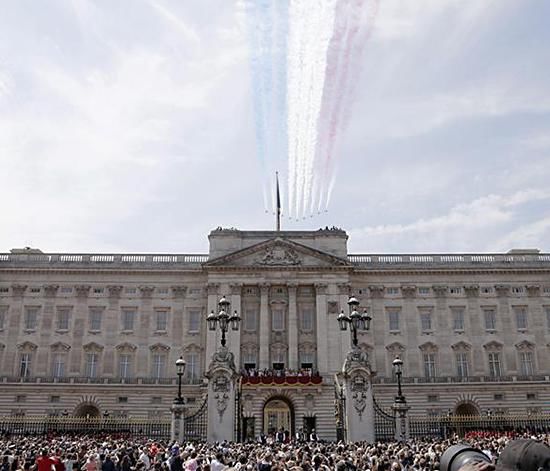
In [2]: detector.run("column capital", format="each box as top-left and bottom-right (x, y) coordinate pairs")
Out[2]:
(464, 285), (479, 297)
(432, 285), (448, 298)
(315, 283), (328, 295)
(139, 286), (155, 298)
(207, 283), (220, 296)
(171, 285), (188, 298)
(260, 283), (271, 295)
(43, 285), (59, 297)
(494, 285), (510, 297)
(74, 285), (91, 297)
(107, 285), (123, 298)
(367, 285), (385, 299)
(11, 284), (27, 297)
(526, 285), (541, 296)
(337, 283), (351, 296)
(286, 283), (298, 294)
(230, 283), (243, 296)
(401, 285), (416, 298)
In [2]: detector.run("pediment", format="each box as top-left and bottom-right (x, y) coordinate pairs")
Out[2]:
(204, 238), (350, 269)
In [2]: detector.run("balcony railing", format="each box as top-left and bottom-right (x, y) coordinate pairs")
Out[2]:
(0, 253), (209, 267)
(241, 372), (323, 386)
(372, 375), (549, 384)
(0, 376), (204, 385)
(348, 253), (550, 267)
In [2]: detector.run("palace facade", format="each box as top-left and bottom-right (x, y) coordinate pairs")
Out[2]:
(0, 228), (549, 440)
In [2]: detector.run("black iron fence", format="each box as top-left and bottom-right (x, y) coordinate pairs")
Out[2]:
(373, 397), (396, 441)
(409, 413), (550, 439)
(0, 416), (171, 437)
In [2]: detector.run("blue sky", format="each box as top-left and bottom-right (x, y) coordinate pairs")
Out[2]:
(0, 0), (549, 254)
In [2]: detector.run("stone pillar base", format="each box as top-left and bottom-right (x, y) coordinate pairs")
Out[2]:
(171, 401), (186, 443)
(392, 401), (410, 442)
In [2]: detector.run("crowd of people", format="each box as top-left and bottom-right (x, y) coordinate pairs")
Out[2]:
(0, 431), (548, 471)
(240, 368), (321, 379)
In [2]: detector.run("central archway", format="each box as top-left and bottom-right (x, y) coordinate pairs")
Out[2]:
(74, 403), (101, 418)
(455, 402), (480, 416)
(263, 396), (294, 436)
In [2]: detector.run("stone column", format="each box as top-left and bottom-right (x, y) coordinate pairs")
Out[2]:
(230, 283), (242, 369)
(401, 285), (419, 376)
(6, 285), (27, 370)
(38, 285), (58, 375)
(367, 285), (385, 374)
(464, 285), (482, 374)
(433, 286), (450, 375)
(495, 285), (515, 371)
(338, 349), (375, 442)
(171, 286), (187, 365)
(137, 286), (155, 376)
(171, 401), (186, 442)
(206, 347), (239, 442)
(104, 285), (123, 377)
(70, 285), (90, 374)
(259, 284), (270, 370)
(287, 284), (298, 370)
(205, 283), (220, 366)
(315, 284), (328, 375)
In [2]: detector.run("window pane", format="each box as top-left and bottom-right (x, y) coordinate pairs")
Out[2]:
(20, 354), (31, 377)
(244, 309), (257, 331)
(514, 307), (528, 330)
(301, 308), (313, 331)
(0, 306), (7, 329)
(151, 354), (166, 378)
(86, 353), (98, 377)
(272, 309), (284, 331)
(56, 309), (70, 330)
(420, 311), (432, 331)
(423, 353), (436, 378)
(52, 355), (65, 377)
(484, 309), (496, 330)
(119, 354), (132, 378)
(24, 307), (39, 330)
(121, 309), (135, 331)
(452, 308), (465, 330)
(456, 353), (469, 377)
(488, 352), (501, 377)
(155, 310), (168, 331)
(189, 311), (200, 333)
(388, 310), (400, 331)
(520, 352), (534, 375)
(186, 353), (200, 380)
(89, 309), (102, 330)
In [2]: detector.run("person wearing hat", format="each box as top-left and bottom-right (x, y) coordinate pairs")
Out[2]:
(496, 439), (550, 471)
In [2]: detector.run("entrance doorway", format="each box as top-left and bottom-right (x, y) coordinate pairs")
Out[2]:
(455, 402), (479, 416)
(263, 397), (293, 436)
(74, 403), (101, 418)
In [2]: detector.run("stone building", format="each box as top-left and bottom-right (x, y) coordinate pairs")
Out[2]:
(0, 227), (549, 440)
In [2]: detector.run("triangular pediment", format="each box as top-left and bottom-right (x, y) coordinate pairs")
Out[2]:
(204, 237), (350, 269)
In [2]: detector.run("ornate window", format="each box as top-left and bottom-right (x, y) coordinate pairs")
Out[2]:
(149, 344), (170, 378)
(0, 305), (7, 330)
(116, 343), (137, 378)
(184, 344), (202, 381)
(300, 307), (314, 332)
(271, 342), (287, 369)
(516, 341), (535, 376)
(484, 341), (503, 377)
(50, 342), (70, 378)
(17, 342), (37, 378)
(387, 308), (400, 332)
(545, 306), (550, 332)
(121, 308), (136, 331)
(451, 341), (471, 378)
(299, 342), (316, 370)
(272, 308), (285, 331)
(451, 307), (465, 331)
(419, 342), (438, 378)
(241, 343), (258, 369)
(483, 308), (497, 331)
(188, 309), (200, 333)
(419, 308), (433, 332)
(24, 306), (40, 331)
(88, 308), (104, 331)
(154, 309), (169, 331)
(244, 308), (258, 331)
(83, 342), (103, 378)
(56, 307), (71, 331)
(513, 306), (528, 331)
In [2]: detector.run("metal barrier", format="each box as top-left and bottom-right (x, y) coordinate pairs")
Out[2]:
(373, 397), (396, 441)
(183, 397), (208, 441)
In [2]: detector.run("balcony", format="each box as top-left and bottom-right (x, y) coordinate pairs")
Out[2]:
(241, 371), (323, 386)
(0, 376), (204, 385)
(372, 375), (549, 385)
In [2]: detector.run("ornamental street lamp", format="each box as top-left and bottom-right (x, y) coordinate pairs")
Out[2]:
(175, 356), (186, 404)
(337, 296), (372, 347)
(392, 355), (405, 403)
(207, 295), (241, 347)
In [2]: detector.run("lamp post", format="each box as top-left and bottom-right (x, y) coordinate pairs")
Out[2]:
(392, 356), (405, 403)
(391, 355), (410, 441)
(207, 296), (241, 347)
(171, 356), (186, 442)
(175, 356), (186, 404)
(337, 296), (372, 347)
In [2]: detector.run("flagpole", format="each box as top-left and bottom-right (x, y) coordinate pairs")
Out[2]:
(276, 172), (281, 232)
